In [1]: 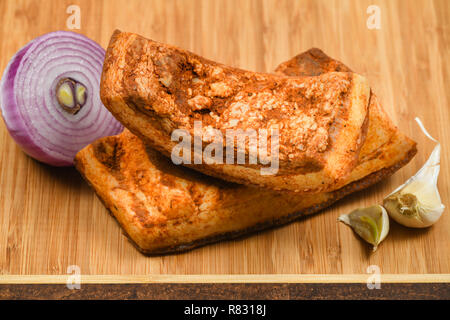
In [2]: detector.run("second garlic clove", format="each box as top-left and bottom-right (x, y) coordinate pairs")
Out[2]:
(383, 118), (445, 228)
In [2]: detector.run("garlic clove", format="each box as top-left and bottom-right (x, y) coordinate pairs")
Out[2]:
(338, 205), (389, 251)
(383, 118), (445, 228)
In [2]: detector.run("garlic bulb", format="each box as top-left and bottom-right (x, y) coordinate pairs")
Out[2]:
(383, 118), (445, 228)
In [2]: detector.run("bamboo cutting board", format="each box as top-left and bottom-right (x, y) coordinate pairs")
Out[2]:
(0, 0), (449, 279)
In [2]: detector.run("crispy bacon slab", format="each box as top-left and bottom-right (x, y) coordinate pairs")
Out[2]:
(100, 31), (371, 193)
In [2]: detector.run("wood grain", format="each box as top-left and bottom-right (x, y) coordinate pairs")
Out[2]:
(0, 0), (448, 276)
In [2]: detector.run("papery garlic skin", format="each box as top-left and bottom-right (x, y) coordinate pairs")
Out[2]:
(378, 206), (390, 244)
(383, 118), (445, 228)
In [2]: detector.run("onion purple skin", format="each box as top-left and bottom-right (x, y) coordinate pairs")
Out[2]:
(0, 41), (62, 165)
(0, 31), (123, 166)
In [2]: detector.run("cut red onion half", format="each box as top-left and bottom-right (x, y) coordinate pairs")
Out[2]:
(0, 31), (123, 166)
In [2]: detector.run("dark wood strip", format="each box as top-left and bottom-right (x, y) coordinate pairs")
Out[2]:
(0, 283), (448, 300)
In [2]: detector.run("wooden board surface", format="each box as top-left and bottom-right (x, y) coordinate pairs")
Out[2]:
(0, 0), (449, 277)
